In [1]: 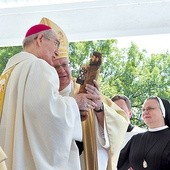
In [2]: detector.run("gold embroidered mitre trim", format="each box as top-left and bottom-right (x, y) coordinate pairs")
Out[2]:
(40, 17), (69, 59)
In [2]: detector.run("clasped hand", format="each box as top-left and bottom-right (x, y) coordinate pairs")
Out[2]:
(85, 80), (103, 111)
(73, 80), (103, 121)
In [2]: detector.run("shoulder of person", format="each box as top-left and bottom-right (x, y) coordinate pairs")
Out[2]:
(132, 126), (147, 132)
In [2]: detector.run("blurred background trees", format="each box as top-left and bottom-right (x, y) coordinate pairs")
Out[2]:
(0, 39), (170, 127)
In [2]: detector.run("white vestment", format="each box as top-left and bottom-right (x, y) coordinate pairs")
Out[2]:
(0, 52), (82, 170)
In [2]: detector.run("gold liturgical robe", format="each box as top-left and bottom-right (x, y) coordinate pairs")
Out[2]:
(60, 78), (129, 170)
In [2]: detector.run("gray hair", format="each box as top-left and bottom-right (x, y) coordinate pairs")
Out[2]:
(22, 29), (55, 48)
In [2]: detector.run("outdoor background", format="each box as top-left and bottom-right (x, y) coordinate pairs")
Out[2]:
(0, 36), (170, 128)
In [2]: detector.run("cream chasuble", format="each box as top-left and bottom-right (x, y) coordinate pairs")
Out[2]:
(60, 78), (129, 170)
(0, 52), (82, 170)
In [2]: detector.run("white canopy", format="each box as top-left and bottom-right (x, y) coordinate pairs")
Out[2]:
(1, 0), (170, 47)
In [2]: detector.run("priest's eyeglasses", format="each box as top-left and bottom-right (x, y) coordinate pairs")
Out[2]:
(142, 107), (160, 112)
(54, 63), (70, 70)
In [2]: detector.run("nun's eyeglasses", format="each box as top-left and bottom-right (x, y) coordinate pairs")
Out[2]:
(142, 107), (160, 112)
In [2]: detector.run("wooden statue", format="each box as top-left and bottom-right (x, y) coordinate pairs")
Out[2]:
(76, 51), (102, 120)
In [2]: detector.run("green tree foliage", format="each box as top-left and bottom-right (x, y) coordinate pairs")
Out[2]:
(0, 46), (22, 73)
(0, 40), (170, 128)
(69, 40), (170, 127)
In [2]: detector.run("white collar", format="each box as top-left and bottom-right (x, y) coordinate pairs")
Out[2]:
(149, 125), (169, 132)
(59, 82), (72, 96)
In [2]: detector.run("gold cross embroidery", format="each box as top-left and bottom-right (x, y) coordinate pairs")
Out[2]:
(0, 65), (16, 122)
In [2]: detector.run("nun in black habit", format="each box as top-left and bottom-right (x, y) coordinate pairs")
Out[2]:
(117, 96), (170, 170)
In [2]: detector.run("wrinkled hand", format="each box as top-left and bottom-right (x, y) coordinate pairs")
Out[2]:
(73, 93), (99, 121)
(73, 93), (99, 111)
(85, 80), (103, 111)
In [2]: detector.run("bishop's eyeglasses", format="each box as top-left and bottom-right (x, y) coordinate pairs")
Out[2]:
(34, 35), (60, 49)
(45, 37), (60, 49)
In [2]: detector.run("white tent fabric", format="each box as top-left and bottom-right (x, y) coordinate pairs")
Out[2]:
(1, 0), (170, 47)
